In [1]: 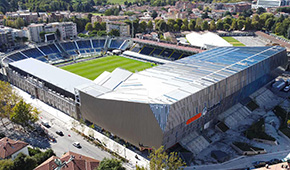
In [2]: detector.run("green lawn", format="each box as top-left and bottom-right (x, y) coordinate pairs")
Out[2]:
(91, 12), (103, 16)
(222, 37), (245, 47)
(61, 55), (155, 80)
(108, 0), (135, 4)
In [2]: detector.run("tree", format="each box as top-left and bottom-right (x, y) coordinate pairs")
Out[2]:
(13, 153), (37, 170)
(167, 19), (176, 31)
(231, 19), (237, 30)
(209, 20), (216, 31)
(287, 26), (290, 39)
(147, 20), (153, 31)
(85, 23), (93, 32)
(108, 29), (120, 36)
(139, 21), (147, 33)
(224, 23), (231, 31)
(94, 22), (102, 31)
(156, 20), (167, 32)
(0, 159), (14, 170)
(0, 81), (20, 129)
(98, 158), (125, 170)
(10, 99), (39, 129)
(14, 17), (25, 29)
(237, 20), (245, 30)
(151, 10), (158, 19)
(216, 19), (223, 30)
(149, 146), (186, 170)
(201, 21), (209, 31)
(181, 24), (187, 31)
(257, 7), (266, 14)
(173, 24), (179, 32)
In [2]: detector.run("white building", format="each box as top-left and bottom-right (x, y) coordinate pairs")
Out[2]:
(106, 21), (130, 37)
(253, 0), (290, 8)
(0, 137), (29, 160)
(27, 23), (44, 43)
(27, 22), (77, 42)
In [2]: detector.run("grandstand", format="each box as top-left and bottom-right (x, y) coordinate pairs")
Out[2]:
(126, 39), (203, 63)
(2, 38), (128, 65)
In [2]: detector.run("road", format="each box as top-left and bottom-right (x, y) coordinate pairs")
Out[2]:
(38, 106), (112, 161)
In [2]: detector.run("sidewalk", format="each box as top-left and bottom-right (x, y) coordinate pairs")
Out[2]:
(13, 86), (150, 169)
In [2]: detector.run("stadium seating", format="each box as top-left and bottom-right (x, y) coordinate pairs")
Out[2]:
(22, 48), (44, 58)
(36, 57), (48, 62)
(39, 44), (59, 55)
(119, 40), (130, 50)
(150, 48), (163, 57)
(79, 50), (86, 54)
(61, 42), (77, 51)
(139, 46), (154, 55)
(109, 39), (124, 49)
(77, 40), (92, 49)
(68, 51), (77, 56)
(131, 46), (141, 53)
(92, 39), (105, 48)
(160, 49), (174, 58)
(170, 52), (183, 60)
(7, 52), (27, 61)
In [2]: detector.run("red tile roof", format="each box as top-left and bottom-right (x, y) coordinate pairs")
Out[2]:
(34, 151), (100, 170)
(0, 137), (29, 159)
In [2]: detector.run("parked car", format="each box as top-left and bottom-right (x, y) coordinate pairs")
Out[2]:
(284, 86), (290, 92)
(72, 142), (81, 148)
(41, 121), (50, 128)
(56, 131), (64, 136)
(252, 161), (266, 168)
(267, 158), (281, 165)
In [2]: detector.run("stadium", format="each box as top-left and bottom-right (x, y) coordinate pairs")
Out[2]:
(2, 37), (288, 150)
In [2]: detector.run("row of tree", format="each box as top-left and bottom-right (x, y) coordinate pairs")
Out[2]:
(122, 13), (290, 39)
(0, 81), (39, 131)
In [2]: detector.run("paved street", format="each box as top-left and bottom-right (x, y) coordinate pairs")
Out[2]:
(39, 108), (111, 161)
(13, 86), (149, 169)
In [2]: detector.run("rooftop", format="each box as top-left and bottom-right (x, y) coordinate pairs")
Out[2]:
(80, 46), (285, 104)
(34, 151), (100, 170)
(0, 137), (28, 159)
(9, 58), (93, 95)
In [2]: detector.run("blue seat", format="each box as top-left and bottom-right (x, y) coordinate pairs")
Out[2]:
(77, 40), (92, 49)
(150, 48), (162, 57)
(22, 48), (44, 58)
(39, 44), (59, 55)
(8, 52), (26, 61)
(109, 39), (124, 49)
(92, 39), (105, 48)
(140, 47), (154, 55)
(61, 42), (77, 51)
(160, 50), (173, 58)
(170, 52), (183, 60)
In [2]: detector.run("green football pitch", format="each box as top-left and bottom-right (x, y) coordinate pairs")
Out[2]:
(61, 55), (155, 80)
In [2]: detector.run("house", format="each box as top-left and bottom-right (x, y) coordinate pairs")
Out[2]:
(34, 151), (100, 170)
(0, 137), (29, 160)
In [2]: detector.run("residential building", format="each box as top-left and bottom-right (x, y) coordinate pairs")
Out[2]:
(27, 22), (77, 42)
(34, 151), (100, 170)
(91, 15), (129, 24)
(106, 21), (130, 37)
(27, 23), (44, 42)
(0, 137), (29, 160)
(0, 29), (14, 51)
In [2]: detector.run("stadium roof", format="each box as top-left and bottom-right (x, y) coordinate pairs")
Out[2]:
(132, 38), (204, 54)
(85, 46), (285, 104)
(186, 31), (232, 48)
(10, 58), (93, 95)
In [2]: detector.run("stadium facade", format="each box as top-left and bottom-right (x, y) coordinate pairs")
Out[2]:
(4, 45), (288, 150)
(75, 46), (287, 149)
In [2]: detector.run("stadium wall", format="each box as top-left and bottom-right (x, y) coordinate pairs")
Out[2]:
(163, 49), (287, 148)
(6, 67), (77, 117)
(77, 92), (164, 148)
